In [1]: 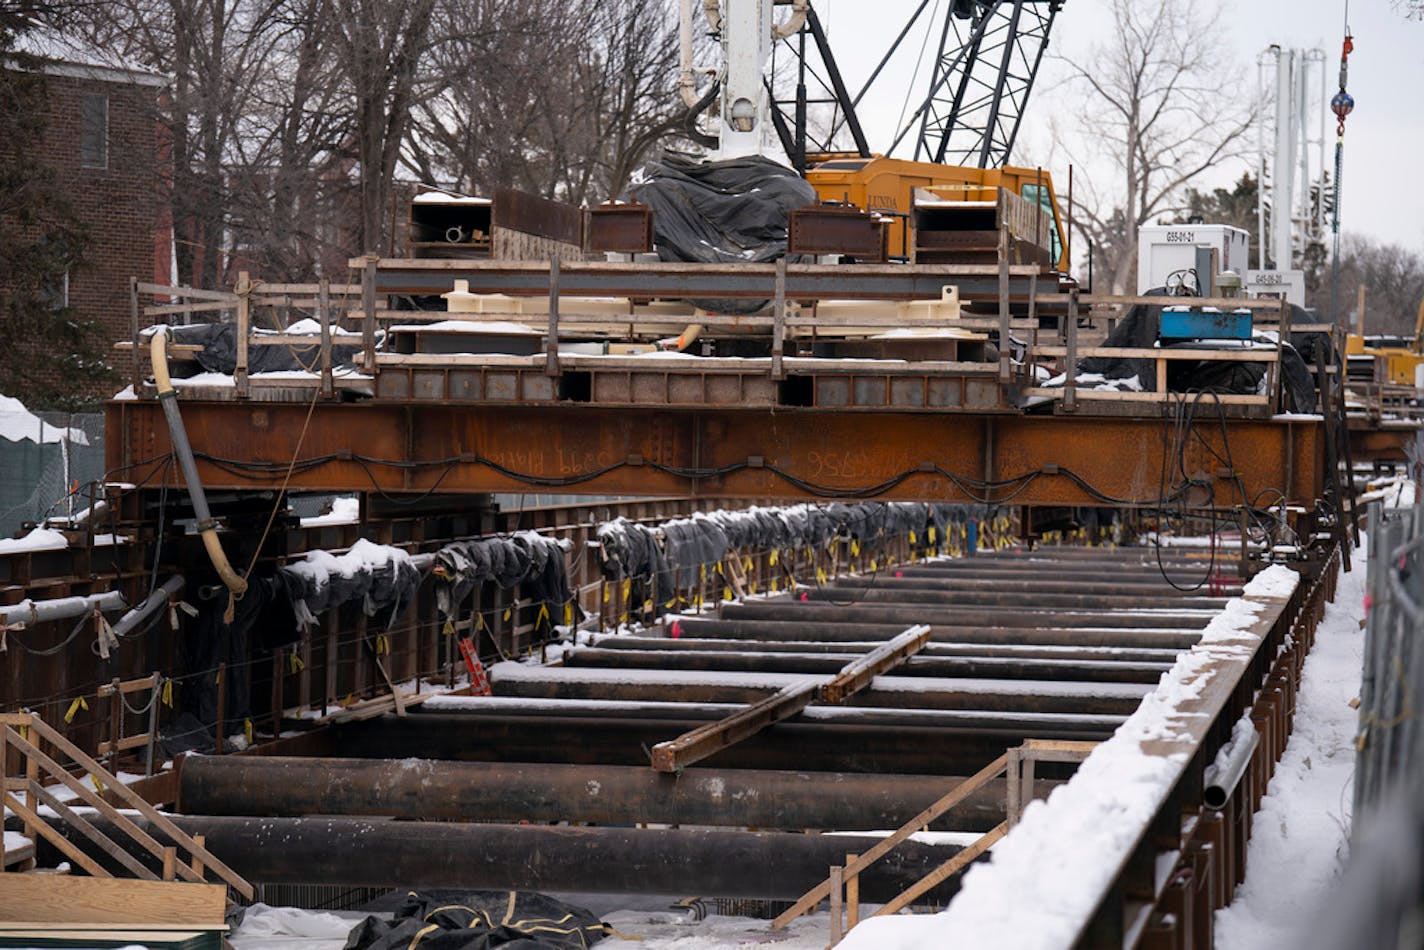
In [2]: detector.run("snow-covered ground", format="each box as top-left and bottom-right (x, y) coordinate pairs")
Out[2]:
(1213, 540), (1368, 947)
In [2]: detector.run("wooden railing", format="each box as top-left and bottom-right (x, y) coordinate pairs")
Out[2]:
(0, 712), (253, 900)
(773, 737), (1098, 946)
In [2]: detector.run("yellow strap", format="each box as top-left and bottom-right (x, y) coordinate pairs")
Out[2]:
(64, 697), (89, 723)
(563, 603), (574, 625)
(161, 679), (173, 707)
(769, 550), (778, 566)
(503, 607), (513, 622)
(243, 718), (253, 744)
(90, 772), (105, 794)
(289, 653), (304, 673)
(622, 579), (632, 600)
(536, 604), (550, 626)
(723, 587), (733, 601)
(909, 530), (917, 544)
(376, 634), (389, 655)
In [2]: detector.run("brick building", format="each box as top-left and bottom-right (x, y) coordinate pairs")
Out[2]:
(2, 32), (167, 405)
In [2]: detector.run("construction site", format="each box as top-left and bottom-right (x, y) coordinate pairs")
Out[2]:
(2, 1), (1423, 949)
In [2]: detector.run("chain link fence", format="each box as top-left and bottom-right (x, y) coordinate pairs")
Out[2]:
(0, 412), (105, 537)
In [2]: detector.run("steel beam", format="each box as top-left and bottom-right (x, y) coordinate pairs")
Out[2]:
(43, 814), (968, 902)
(178, 757), (1037, 831)
(648, 624), (929, 770)
(105, 401), (1326, 507)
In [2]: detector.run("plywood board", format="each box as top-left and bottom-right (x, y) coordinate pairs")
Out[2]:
(0, 874), (226, 925)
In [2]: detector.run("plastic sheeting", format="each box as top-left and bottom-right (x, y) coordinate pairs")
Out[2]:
(594, 501), (997, 615)
(158, 323), (362, 374)
(344, 890), (608, 950)
(432, 532), (577, 626)
(277, 540), (421, 632)
(625, 155), (816, 313)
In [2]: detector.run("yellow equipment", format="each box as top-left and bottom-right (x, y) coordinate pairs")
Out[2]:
(1345, 296), (1424, 386)
(804, 155), (1069, 270)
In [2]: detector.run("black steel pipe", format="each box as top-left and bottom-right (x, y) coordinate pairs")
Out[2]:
(663, 619), (1202, 649)
(797, 587), (1225, 611)
(43, 814), (970, 902)
(328, 714), (1112, 774)
(560, 647), (1167, 684)
(717, 602), (1210, 630)
(593, 635), (1183, 664)
(484, 670), (1150, 715)
(178, 756), (1043, 831)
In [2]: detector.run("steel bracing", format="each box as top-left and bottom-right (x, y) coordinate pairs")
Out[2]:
(889, 0), (1062, 168)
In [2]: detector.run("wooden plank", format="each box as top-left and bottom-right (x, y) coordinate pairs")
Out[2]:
(871, 821), (1009, 917)
(771, 753), (1010, 930)
(30, 782), (156, 880)
(0, 874), (226, 925)
(134, 283), (237, 303)
(1033, 345), (1278, 362)
(2, 792), (109, 878)
(1020, 388), (1270, 405)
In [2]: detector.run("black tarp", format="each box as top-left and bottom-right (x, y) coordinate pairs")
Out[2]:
(1073, 303), (1321, 412)
(345, 891), (608, 950)
(157, 323), (362, 374)
(624, 155), (816, 313)
(432, 532), (578, 629)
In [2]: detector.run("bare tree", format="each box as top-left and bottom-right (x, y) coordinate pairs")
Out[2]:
(1051, 0), (1254, 292)
(1326, 235), (1424, 337)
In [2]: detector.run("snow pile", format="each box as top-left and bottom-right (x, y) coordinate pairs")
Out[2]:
(0, 527), (69, 554)
(839, 566), (1299, 950)
(0, 394), (88, 445)
(1213, 544), (1366, 948)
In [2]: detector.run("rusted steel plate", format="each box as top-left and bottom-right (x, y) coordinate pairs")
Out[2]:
(105, 402), (1326, 507)
(585, 204), (654, 253)
(493, 188), (582, 246)
(789, 205), (886, 259)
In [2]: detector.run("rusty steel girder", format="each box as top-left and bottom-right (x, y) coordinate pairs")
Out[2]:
(106, 400), (1325, 507)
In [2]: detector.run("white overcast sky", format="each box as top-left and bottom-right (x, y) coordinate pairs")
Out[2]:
(811, 0), (1424, 252)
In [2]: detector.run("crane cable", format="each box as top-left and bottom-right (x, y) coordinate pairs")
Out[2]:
(1328, 5), (1355, 329)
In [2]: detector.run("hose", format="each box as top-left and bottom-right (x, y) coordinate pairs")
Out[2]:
(150, 328), (249, 618)
(684, 79), (722, 149)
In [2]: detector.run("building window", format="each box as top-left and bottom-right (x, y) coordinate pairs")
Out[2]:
(40, 271), (70, 310)
(81, 93), (108, 169)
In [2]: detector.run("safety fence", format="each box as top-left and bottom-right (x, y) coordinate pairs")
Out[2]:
(0, 412), (104, 537)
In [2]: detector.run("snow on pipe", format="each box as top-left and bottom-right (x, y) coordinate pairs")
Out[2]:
(0, 590), (127, 627)
(110, 575), (185, 639)
(1203, 713), (1261, 809)
(150, 328), (248, 610)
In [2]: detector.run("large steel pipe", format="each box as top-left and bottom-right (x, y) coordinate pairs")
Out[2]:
(796, 587), (1226, 611)
(560, 647), (1168, 683)
(485, 666), (1151, 715)
(328, 714), (1111, 774)
(592, 635), (1183, 664)
(44, 814), (969, 902)
(818, 575), (1237, 595)
(666, 619), (1203, 649)
(717, 602), (1211, 630)
(178, 757), (1045, 831)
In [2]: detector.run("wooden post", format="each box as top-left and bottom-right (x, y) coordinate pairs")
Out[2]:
(546, 257), (561, 377)
(129, 277), (141, 392)
(214, 663), (226, 755)
(829, 865), (843, 945)
(361, 255), (379, 374)
(234, 271), (251, 398)
(845, 853), (860, 929)
(162, 846), (176, 882)
(191, 834), (206, 877)
(319, 278), (334, 397)
(1355, 283), (1365, 336)
(1064, 288), (1079, 412)
(107, 677), (122, 767)
(998, 205), (1011, 383)
(772, 258), (787, 380)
